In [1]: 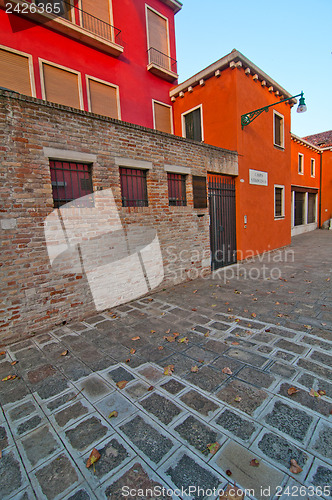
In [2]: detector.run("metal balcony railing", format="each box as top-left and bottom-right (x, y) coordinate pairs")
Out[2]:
(147, 47), (177, 74)
(56, 1), (122, 45)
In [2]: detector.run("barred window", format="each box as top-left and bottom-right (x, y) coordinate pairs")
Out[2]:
(120, 167), (148, 207)
(50, 161), (93, 208)
(168, 173), (186, 206)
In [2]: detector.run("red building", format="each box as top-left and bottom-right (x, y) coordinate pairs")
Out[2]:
(0, 0), (181, 131)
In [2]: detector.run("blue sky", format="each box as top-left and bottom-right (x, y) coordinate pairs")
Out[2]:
(174, 0), (332, 138)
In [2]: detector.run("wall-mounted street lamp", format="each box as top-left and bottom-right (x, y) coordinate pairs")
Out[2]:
(241, 91), (307, 129)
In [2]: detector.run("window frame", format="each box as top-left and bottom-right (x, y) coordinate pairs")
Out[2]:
(298, 153), (304, 175)
(39, 58), (84, 110)
(119, 167), (149, 208)
(273, 110), (284, 149)
(167, 172), (187, 207)
(274, 184), (285, 219)
(310, 158), (315, 178)
(152, 99), (173, 133)
(86, 75), (121, 119)
(49, 160), (94, 209)
(0, 44), (36, 97)
(181, 104), (204, 142)
(145, 4), (171, 58)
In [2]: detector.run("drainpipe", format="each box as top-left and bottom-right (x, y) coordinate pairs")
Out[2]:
(319, 151), (323, 228)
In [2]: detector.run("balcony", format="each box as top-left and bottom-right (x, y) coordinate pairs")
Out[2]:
(147, 47), (178, 82)
(1, 0), (123, 57)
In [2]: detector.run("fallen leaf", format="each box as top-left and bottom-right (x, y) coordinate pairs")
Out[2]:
(116, 380), (128, 389)
(222, 367), (233, 375)
(178, 337), (189, 344)
(2, 375), (17, 382)
(164, 336), (175, 343)
(287, 387), (299, 396)
(226, 469), (232, 476)
(192, 308), (197, 311)
(11, 361), (18, 366)
(108, 411), (118, 418)
(131, 336), (141, 341)
(289, 458), (302, 474)
(193, 289), (198, 293)
(172, 332), (180, 337)
(211, 304), (217, 307)
(191, 365), (199, 373)
(251, 313), (257, 318)
(165, 329), (171, 334)
(125, 358), (131, 363)
(227, 308), (233, 312)
(309, 388), (320, 398)
(198, 359), (204, 364)
(163, 364), (174, 375)
(250, 459), (260, 467)
(130, 348), (136, 355)
(231, 342), (240, 345)
(318, 390), (326, 396)
(234, 396), (242, 402)
(207, 442), (220, 455)
(147, 386), (154, 391)
(150, 330), (156, 334)
(86, 448), (101, 468)
(234, 290), (242, 294)
(157, 346), (164, 350)
(219, 484), (244, 500)
(204, 332), (210, 337)
(61, 350), (68, 356)
(0, 351), (5, 356)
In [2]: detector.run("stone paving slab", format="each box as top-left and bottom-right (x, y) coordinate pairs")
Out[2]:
(0, 231), (331, 499)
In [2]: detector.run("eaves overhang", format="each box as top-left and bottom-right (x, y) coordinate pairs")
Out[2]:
(170, 49), (296, 103)
(291, 133), (323, 153)
(160, 0), (182, 14)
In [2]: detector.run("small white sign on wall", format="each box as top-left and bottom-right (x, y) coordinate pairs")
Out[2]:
(249, 169), (268, 186)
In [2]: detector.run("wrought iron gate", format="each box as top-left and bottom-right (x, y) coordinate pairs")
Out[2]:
(208, 174), (237, 270)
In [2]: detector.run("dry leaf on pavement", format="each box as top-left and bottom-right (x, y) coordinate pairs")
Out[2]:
(309, 388), (320, 398)
(250, 459), (260, 467)
(163, 364), (174, 376)
(289, 459), (302, 474)
(207, 442), (220, 455)
(86, 448), (101, 468)
(222, 367), (233, 375)
(164, 336), (175, 343)
(116, 380), (128, 389)
(131, 336), (140, 341)
(318, 390), (326, 396)
(108, 411), (118, 419)
(191, 365), (199, 373)
(2, 375), (17, 382)
(61, 350), (68, 356)
(287, 387), (299, 396)
(130, 348), (136, 355)
(234, 396), (242, 402)
(178, 337), (189, 344)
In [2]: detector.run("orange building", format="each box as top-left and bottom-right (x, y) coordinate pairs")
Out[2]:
(290, 135), (321, 235)
(303, 131), (332, 229)
(171, 49), (297, 266)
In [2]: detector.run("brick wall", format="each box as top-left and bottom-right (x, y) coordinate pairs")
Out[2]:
(0, 91), (238, 341)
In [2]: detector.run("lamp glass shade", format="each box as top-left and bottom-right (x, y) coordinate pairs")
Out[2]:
(297, 93), (307, 113)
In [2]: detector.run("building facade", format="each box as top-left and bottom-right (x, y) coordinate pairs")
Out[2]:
(171, 50), (295, 262)
(0, 0), (181, 130)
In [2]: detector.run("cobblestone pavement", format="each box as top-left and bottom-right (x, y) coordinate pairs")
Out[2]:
(0, 230), (331, 500)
